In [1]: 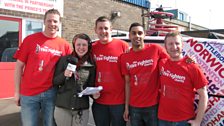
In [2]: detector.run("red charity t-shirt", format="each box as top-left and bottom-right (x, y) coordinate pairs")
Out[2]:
(14, 32), (72, 96)
(92, 39), (129, 105)
(158, 57), (208, 121)
(120, 44), (167, 107)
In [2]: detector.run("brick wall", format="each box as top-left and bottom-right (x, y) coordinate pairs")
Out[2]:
(63, 0), (148, 42)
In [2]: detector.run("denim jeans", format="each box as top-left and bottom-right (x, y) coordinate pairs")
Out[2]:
(129, 104), (158, 126)
(159, 119), (190, 126)
(20, 87), (56, 126)
(92, 102), (126, 126)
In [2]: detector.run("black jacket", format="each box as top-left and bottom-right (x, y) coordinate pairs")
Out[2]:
(53, 55), (95, 110)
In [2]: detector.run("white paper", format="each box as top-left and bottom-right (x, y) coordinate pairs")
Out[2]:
(78, 86), (103, 97)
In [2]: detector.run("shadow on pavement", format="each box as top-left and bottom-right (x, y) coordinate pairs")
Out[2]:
(0, 112), (21, 126)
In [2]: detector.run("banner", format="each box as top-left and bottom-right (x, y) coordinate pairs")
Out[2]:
(183, 38), (224, 126)
(0, 0), (64, 16)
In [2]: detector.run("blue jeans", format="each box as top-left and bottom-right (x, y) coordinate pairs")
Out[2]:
(92, 102), (126, 126)
(20, 87), (56, 126)
(129, 105), (158, 126)
(159, 119), (190, 126)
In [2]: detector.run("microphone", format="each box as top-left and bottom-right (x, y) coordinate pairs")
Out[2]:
(66, 57), (78, 80)
(67, 57), (78, 65)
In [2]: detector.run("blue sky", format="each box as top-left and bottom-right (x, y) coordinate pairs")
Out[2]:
(150, 0), (224, 29)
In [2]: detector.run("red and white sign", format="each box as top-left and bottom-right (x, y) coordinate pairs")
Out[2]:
(0, 0), (64, 16)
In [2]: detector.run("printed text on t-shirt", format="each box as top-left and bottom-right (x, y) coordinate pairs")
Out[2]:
(126, 59), (153, 69)
(36, 44), (62, 56)
(94, 54), (118, 63)
(160, 67), (186, 83)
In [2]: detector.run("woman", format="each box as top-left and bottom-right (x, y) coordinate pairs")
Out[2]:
(53, 33), (96, 126)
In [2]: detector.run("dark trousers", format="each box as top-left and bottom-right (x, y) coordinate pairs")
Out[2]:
(92, 102), (126, 126)
(159, 119), (191, 126)
(129, 104), (158, 126)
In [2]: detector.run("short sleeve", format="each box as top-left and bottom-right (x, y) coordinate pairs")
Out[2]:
(120, 53), (129, 76)
(191, 64), (208, 89)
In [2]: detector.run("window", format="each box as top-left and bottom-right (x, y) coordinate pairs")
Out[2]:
(0, 17), (43, 62)
(178, 12), (184, 21)
(25, 20), (43, 37)
(0, 16), (21, 62)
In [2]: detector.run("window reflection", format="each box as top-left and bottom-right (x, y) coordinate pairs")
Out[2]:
(0, 19), (43, 62)
(0, 20), (19, 62)
(26, 21), (43, 36)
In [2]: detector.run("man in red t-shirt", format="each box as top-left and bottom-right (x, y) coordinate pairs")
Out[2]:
(120, 22), (167, 126)
(91, 16), (129, 126)
(158, 31), (208, 126)
(14, 9), (72, 126)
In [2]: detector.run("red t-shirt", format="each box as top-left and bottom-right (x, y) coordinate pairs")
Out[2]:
(92, 39), (129, 105)
(120, 44), (167, 107)
(14, 32), (72, 96)
(158, 57), (208, 121)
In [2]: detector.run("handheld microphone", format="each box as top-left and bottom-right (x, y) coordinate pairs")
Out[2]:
(66, 63), (77, 72)
(66, 57), (78, 80)
(67, 57), (78, 64)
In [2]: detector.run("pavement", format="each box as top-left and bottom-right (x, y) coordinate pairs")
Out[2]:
(0, 98), (96, 126)
(0, 98), (21, 126)
(0, 98), (131, 126)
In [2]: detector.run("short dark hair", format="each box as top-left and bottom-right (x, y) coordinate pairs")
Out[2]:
(164, 31), (182, 43)
(44, 8), (61, 21)
(95, 16), (111, 27)
(129, 22), (143, 32)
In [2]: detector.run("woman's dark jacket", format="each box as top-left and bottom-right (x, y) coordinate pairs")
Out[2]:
(53, 55), (95, 111)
